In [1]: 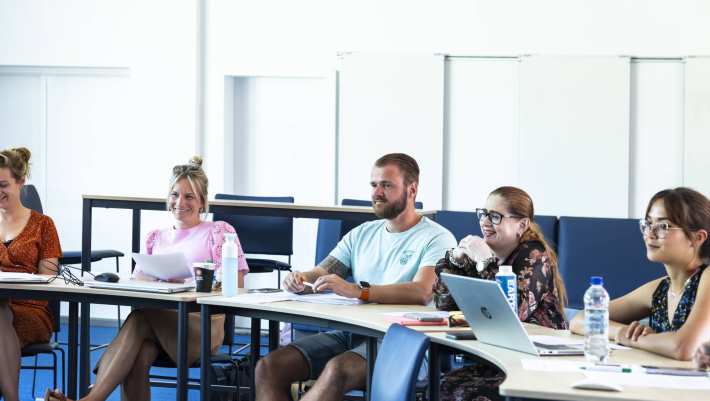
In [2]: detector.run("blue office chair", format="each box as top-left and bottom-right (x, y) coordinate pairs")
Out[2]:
(558, 216), (666, 309)
(371, 324), (430, 401)
(20, 185), (125, 334)
(435, 209), (559, 250)
(213, 194), (294, 289)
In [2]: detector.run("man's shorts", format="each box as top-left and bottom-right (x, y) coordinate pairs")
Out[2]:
(288, 330), (368, 379)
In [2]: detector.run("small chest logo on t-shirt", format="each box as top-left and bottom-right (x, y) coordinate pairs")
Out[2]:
(400, 250), (414, 265)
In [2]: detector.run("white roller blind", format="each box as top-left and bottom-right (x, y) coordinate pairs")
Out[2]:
(684, 57), (710, 196)
(338, 53), (445, 209)
(518, 56), (630, 217)
(444, 57), (519, 210)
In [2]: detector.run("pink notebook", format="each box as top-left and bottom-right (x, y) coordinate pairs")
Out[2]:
(384, 315), (448, 326)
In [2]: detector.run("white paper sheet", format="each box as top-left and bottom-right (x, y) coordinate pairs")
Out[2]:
(224, 291), (362, 305)
(584, 371), (710, 390)
(529, 335), (629, 350)
(0, 272), (52, 283)
(224, 292), (300, 304)
(521, 359), (588, 372)
(291, 292), (363, 305)
(131, 253), (192, 281)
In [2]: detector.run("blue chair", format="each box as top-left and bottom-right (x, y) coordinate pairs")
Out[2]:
(371, 324), (430, 401)
(213, 194), (294, 288)
(21, 185), (125, 270)
(557, 216), (666, 309)
(434, 210), (480, 242)
(435, 210), (558, 250)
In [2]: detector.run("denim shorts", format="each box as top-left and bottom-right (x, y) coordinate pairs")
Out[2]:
(288, 330), (368, 379)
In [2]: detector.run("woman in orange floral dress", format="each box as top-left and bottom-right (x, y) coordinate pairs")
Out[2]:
(0, 147), (62, 401)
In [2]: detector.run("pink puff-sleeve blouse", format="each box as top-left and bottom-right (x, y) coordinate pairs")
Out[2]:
(135, 220), (249, 279)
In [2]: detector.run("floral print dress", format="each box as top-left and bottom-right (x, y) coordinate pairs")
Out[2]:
(434, 240), (567, 401)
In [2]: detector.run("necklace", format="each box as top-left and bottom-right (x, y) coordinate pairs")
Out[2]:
(668, 276), (692, 298)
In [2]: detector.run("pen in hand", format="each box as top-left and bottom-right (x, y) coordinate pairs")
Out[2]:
(302, 281), (317, 293)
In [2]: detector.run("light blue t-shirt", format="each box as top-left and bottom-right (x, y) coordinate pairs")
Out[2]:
(329, 216), (456, 285)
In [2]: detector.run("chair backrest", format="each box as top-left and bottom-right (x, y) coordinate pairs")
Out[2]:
(213, 194), (294, 256)
(533, 214), (558, 251)
(20, 184), (43, 214)
(371, 324), (430, 401)
(434, 210), (480, 242)
(314, 198), (424, 265)
(557, 216), (666, 309)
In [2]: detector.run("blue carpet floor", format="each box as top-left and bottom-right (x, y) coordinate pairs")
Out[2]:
(18, 323), (267, 401)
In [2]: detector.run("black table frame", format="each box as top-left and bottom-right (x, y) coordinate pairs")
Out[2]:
(80, 195), (388, 401)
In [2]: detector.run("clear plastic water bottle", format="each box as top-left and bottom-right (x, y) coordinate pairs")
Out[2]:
(495, 265), (517, 313)
(221, 233), (238, 297)
(584, 276), (610, 363)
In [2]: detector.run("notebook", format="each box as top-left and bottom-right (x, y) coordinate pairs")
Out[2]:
(83, 279), (194, 294)
(441, 273), (584, 356)
(0, 272), (53, 283)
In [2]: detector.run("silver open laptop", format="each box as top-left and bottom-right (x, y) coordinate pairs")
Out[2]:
(83, 279), (194, 294)
(441, 273), (583, 356)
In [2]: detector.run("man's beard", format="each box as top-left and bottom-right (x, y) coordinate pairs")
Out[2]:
(372, 190), (408, 219)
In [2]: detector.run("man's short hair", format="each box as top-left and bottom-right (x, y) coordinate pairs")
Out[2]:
(374, 153), (420, 185)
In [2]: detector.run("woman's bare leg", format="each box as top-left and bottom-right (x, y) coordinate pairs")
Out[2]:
(79, 309), (158, 401)
(0, 300), (20, 401)
(120, 340), (160, 401)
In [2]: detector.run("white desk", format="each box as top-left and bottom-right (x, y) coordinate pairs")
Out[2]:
(0, 279), (217, 400)
(196, 296), (709, 401)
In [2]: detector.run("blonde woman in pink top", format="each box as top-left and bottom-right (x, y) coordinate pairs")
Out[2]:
(46, 156), (248, 401)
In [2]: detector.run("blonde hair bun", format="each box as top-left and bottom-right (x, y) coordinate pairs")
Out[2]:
(0, 147), (31, 180)
(188, 155), (203, 168)
(12, 147), (31, 164)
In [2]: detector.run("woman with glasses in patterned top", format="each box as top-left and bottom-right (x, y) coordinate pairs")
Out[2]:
(434, 186), (568, 401)
(570, 187), (710, 361)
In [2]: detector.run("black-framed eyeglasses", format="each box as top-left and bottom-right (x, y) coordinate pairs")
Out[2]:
(639, 219), (683, 239)
(476, 208), (524, 225)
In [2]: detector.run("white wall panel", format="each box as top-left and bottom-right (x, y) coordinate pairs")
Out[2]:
(228, 76), (335, 287)
(338, 53), (444, 209)
(519, 56), (630, 217)
(629, 60), (684, 218)
(444, 57), (519, 211)
(0, 75), (46, 200)
(684, 57), (710, 196)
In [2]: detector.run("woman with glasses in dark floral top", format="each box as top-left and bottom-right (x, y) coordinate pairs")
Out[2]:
(435, 186), (568, 401)
(571, 187), (710, 361)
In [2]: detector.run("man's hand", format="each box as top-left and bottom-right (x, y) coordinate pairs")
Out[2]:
(283, 271), (308, 293)
(616, 321), (654, 346)
(313, 274), (361, 298)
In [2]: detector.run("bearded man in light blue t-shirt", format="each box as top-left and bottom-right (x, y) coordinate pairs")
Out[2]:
(255, 153), (456, 401)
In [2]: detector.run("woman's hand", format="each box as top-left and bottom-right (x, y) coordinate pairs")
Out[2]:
(616, 321), (654, 346)
(457, 235), (494, 262)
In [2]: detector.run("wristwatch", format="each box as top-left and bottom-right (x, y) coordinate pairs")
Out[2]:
(358, 281), (371, 302)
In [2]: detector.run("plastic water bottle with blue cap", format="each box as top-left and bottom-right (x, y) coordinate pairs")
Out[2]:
(584, 276), (610, 363)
